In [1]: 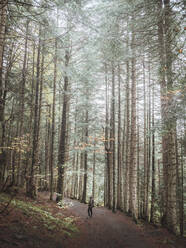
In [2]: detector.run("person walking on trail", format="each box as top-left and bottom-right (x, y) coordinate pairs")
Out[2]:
(88, 196), (94, 217)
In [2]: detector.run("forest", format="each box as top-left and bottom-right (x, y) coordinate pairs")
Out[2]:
(0, 0), (186, 246)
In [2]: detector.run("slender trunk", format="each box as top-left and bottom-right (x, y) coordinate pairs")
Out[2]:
(111, 64), (116, 213)
(78, 150), (84, 200)
(74, 152), (79, 199)
(121, 104), (126, 211)
(44, 105), (51, 191)
(27, 25), (42, 198)
(124, 58), (130, 213)
(143, 57), (147, 218)
(146, 61), (151, 221)
(104, 64), (111, 208)
(129, 25), (138, 220)
(150, 79), (155, 223)
(36, 36), (45, 190)
(180, 139), (184, 235)
(81, 107), (88, 203)
(137, 90), (140, 218)
(0, 0), (7, 182)
(50, 36), (57, 200)
(117, 65), (122, 210)
(56, 50), (69, 202)
(17, 20), (29, 186)
(92, 140), (96, 199)
(0, 0), (7, 123)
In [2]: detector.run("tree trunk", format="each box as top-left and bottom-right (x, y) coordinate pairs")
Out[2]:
(17, 20), (29, 186)
(0, 0), (7, 123)
(146, 61), (151, 221)
(150, 78), (155, 223)
(78, 150), (84, 200)
(44, 105), (51, 191)
(157, 0), (178, 234)
(81, 107), (88, 204)
(129, 25), (138, 220)
(117, 64), (122, 210)
(56, 50), (69, 202)
(143, 57), (147, 219)
(104, 64), (111, 209)
(92, 140), (96, 199)
(110, 63), (116, 213)
(124, 58), (130, 213)
(74, 152), (79, 199)
(26, 25), (42, 198)
(49, 36), (57, 200)
(0, 0), (7, 183)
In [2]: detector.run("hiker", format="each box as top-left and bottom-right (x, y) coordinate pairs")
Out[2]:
(88, 196), (94, 217)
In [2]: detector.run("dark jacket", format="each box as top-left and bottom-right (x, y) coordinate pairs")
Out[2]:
(88, 199), (94, 208)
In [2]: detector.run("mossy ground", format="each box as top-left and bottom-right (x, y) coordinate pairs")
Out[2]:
(0, 191), (78, 248)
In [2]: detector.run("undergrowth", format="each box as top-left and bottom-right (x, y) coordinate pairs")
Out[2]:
(0, 193), (78, 236)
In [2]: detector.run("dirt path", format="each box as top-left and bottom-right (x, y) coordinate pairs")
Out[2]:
(63, 199), (150, 248)
(61, 198), (186, 248)
(1, 191), (185, 248)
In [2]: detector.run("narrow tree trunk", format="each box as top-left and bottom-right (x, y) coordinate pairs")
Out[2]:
(49, 36), (57, 200)
(0, 0), (7, 123)
(78, 150), (84, 200)
(150, 79), (155, 223)
(129, 25), (138, 220)
(44, 105), (51, 191)
(17, 20), (29, 186)
(136, 89), (140, 218)
(92, 140), (96, 199)
(26, 25), (42, 198)
(117, 65), (122, 210)
(104, 64), (111, 208)
(74, 152), (79, 199)
(110, 64), (116, 213)
(143, 57), (147, 219)
(180, 139), (184, 235)
(124, 58), (130, 213)
(146, 61), (151, 221)
(81, 107), (88, 204)
(0, 0), (7, 182)
(56, 50), (69, 202)
(36, 35), (45, 190)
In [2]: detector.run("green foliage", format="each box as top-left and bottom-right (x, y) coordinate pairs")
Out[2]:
(0, 193), (78, 235)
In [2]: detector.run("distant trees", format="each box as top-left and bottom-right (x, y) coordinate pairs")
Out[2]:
(100, 0), (185, 235)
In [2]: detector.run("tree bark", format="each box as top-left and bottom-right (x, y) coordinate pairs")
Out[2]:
(124, 58), (130, 213)
(81, 106), (88, 203)
(49, 36), (57, 200)
(117, 64), (122, 210)
(110, 63), (116, 213)
(26, 25), (42, 198)
(56, 50), (69, 202)
(129, 25), (138, 220)
(157, 0), (178, 234)
(92, 140), (96, 199)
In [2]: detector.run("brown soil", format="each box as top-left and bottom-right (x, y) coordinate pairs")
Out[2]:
(0, 191), (186, 248)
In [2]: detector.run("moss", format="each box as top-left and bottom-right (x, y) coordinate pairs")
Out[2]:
(0, 193), (78, 236)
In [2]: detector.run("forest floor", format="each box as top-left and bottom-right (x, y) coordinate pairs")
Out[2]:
(0, 191), (186, 248)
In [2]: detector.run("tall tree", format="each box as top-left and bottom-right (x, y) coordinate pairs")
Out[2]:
(129, 20), (138, 220)
(157, 0), (178, 234)
(110, 64), (116, 213)
(26, 25), (42, 198)
(56, 50), (70, 202)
